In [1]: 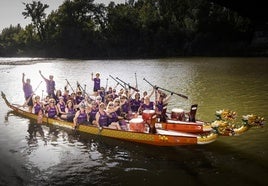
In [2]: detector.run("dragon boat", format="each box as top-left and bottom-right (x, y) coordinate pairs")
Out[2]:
(1, 91), (217, 146)
(141, 105), (265, 136)
(156, 104), (212, 133)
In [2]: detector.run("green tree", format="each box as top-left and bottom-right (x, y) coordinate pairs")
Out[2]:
(45, 0), (100, 57)
(22, 1), (49, 42)
(0, 24), (24, 55)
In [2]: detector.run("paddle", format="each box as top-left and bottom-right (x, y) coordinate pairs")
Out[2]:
(116, 77), (139, 92)
(135, 72), (138, 90)
(109, 75), (125, 88)
(65, 79), (75, 93)
(76, 81), (87, 95)
(143, 78), (188, 99)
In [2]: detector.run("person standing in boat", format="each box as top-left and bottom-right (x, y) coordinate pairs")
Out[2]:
(22, 73), (34, 112)
(39, 70), (56, 98)
(91, 72), (101, 95)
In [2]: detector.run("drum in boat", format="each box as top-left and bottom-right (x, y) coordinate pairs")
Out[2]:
(129, 118), (145, 132)
(142, 110), (155, 120)
(171, 108), (185, 121)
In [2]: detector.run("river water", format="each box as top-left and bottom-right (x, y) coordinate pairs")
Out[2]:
(0, 57), (267, 186)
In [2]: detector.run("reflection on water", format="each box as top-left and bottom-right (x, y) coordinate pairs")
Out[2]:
(0, 57), (268, 185)
(1, 113), (268, 185)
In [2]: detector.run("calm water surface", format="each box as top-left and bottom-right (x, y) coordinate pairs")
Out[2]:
(0, 57), (267, 186)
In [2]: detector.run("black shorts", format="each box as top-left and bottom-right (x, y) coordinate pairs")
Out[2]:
(67, 113), (75, 122)
(26, 96), (34, 106)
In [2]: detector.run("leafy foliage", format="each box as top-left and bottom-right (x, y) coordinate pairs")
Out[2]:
(0, 0), (254, 58)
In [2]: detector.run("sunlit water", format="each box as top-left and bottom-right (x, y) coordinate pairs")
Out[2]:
(0, 57), (267, 186)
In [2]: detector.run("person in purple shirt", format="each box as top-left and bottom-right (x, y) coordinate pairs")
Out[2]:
(39, 70), (56, 98)
(119, 94), (131, 119)
(33, 95), (43, 123)
(155, 90), (172, 122)
(91, 72), (101, 94)
(73, 104), (89, 128)
(22, 73), (34, 111)
(138, 95), (155, 114)
(130, 92), (142, 113)
(33, 96), (43, 114)
(95, 103), (108, 127)
(45, 98), (59, 119)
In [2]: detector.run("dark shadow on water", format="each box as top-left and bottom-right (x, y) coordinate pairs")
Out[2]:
(3, 110), (268, 186)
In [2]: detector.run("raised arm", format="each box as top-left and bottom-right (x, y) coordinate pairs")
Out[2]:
(22, 73), (26, 84)
(91, 72), (94, 81)
(147, 87), (155, 99)
(163, 94), (172, 105)
(39, 70), (48, 81)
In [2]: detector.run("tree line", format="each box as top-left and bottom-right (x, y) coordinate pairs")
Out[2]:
(0, 0), (255, 58)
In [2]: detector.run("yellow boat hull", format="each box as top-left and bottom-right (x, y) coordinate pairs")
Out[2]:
(1, 91), (217, 146)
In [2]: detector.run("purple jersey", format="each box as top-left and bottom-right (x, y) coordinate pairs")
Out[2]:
(77, 111), (87, 124)
(108, 112), (118, 124)
(76, 96), (84, 105)
(89, 108), (98, 122)
(121, 102), (130, 113)
(47, 106), (57, 118)
(98, 111), (108, 127)
(141, 102), (154, 111)
(93, 78), (100, 91)
(58, 102), (65, 112)
(156, 101), (164, 112)
(23, 83), (33, 98)
(131, 99), (142, 112)
(33, 103), (42, 114)
(45, 79), (55, 95)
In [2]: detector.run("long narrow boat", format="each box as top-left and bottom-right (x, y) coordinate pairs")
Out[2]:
(141, 106), (264, 136)
(1, 91), (217, 146)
